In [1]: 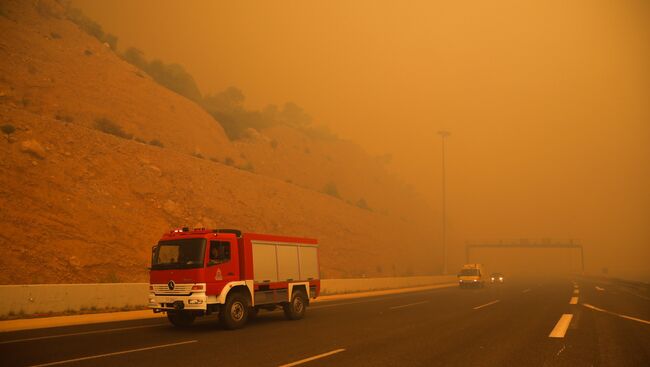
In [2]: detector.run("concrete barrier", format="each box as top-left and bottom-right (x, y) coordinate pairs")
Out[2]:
(320, 275), (456, 295)
(0, 276), (457, 317)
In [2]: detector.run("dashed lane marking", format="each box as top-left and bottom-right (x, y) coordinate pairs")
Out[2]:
(0, 323), (168, 345)
(595, 286), (605, 291)
(473, 300), (500, 310)
(583, 303), (650, 325)
(27, 340), (198, 367)
(389, 301), (429, 310)
(278, 348), (346, 367)
(549, 314), (573, 338)
(570, 297), (578, 305)
(573, 289), (579, 295)
(522, 288), (531, 293)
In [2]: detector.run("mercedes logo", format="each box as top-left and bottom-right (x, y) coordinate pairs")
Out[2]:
(168, 280), (175, 290)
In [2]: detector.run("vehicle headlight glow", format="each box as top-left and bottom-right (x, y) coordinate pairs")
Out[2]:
(188, 299), (203, 304)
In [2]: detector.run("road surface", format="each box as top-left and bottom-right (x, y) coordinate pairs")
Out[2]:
(1, 277), (648, 366)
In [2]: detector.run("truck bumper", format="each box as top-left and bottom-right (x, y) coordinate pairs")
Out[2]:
(148, 293), (208, 311)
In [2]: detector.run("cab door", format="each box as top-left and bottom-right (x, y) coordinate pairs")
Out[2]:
(205, 237), (240, 295)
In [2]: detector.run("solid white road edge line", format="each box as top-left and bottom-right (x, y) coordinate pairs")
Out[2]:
(549, 314), (573, 338)
(582, 303), (650, 325)
(389, 301), (429, 310)
(570, 297), (578, 305)
(278, 348), (346, 367)
(0, 323), (168, 345)
(27, 340), (198, 367)
(473, 300), (500, 310)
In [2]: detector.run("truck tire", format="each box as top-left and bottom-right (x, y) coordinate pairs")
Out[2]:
(220, 293), (249, 330)
(283, 289), (307, 320)
(167, 311), (195, 327)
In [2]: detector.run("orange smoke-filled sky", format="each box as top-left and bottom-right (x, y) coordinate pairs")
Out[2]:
(73, 0), (649, 278)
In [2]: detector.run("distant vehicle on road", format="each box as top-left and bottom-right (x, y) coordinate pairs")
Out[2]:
(490, 272), (504, 283)
(458, 263), (485, 288)
(148, 228), (320, 329)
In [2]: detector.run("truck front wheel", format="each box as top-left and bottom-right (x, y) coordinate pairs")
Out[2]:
(167, 311), (195, 327)
(283, 289), (307, 320)
(220, 293), (249, 330)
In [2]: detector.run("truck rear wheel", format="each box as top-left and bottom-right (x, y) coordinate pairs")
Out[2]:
(283, 289), (307, 320)
(167, 311), (195, 327)
(220, 293), (249, 330)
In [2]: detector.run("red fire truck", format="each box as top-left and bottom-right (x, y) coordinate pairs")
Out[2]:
(148, 228), (320, 329)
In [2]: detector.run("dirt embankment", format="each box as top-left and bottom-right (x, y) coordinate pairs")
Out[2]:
(0, 0), (440, 284)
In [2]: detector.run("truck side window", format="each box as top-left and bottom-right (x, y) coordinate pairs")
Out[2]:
(209, 241), (231, 263)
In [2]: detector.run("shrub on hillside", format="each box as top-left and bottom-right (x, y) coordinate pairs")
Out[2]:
(323, 182), (340, 198)
(1, 124), (16, 136)
(224, 157), (235, 166)
(64, 6), (118, 50)
(149, 139), (164, 148)
(237, 161), (254, 172)
(94, 118), (132, 139)
(356, 198), (370, 210)
(121, 48), (202, 102)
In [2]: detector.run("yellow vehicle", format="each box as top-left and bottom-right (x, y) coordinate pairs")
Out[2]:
(458, 264), (485, 288)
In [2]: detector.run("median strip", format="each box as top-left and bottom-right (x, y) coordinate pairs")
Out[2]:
(583, 303), (650, 325)
(278, 348), (345, 367)
(27, 340), (198, 367)
(549, 314), (573, 338)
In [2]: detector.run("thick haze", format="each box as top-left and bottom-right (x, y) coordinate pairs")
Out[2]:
(74, 0), (649, 279)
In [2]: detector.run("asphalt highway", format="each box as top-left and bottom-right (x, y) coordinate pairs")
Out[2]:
(1, 277), (648, 367)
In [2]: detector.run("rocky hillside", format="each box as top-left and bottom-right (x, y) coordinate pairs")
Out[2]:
(0, 0), (440, 284)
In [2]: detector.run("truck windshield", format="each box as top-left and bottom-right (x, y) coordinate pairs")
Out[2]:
(152, 238), (206, 270)
(459, 269), (480, 276)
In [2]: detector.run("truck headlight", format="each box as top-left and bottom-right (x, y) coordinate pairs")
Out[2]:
(473, 280), (477, 282)
(148, 298), (156, 304)
(188, 299), (203, 304)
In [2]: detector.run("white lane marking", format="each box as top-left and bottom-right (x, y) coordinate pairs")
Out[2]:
(583, 303), (650, 325)
(573, 284), (579, 289)
(473, 300), (500, 310)
(389, 301), (429, 310)
(0, 323), (167, 345)
(556, 344), (567, 356)
(278, 348), (346, 367)
(570, 297), (578, 305)
(573, 289), (579, 295)
(595, 286), (605, 291)
(522, 288), (531, 293)
(549, 314), (573, 338)
(27, 340), (198, 367)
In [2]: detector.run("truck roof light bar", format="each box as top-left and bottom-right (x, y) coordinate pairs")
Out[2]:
(212, 229), (242, 237)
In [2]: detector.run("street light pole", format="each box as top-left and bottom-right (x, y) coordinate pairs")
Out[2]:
(438, 130), (450, 275)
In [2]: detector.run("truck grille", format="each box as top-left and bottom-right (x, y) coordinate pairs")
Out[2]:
(152, 283), (193, 295)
